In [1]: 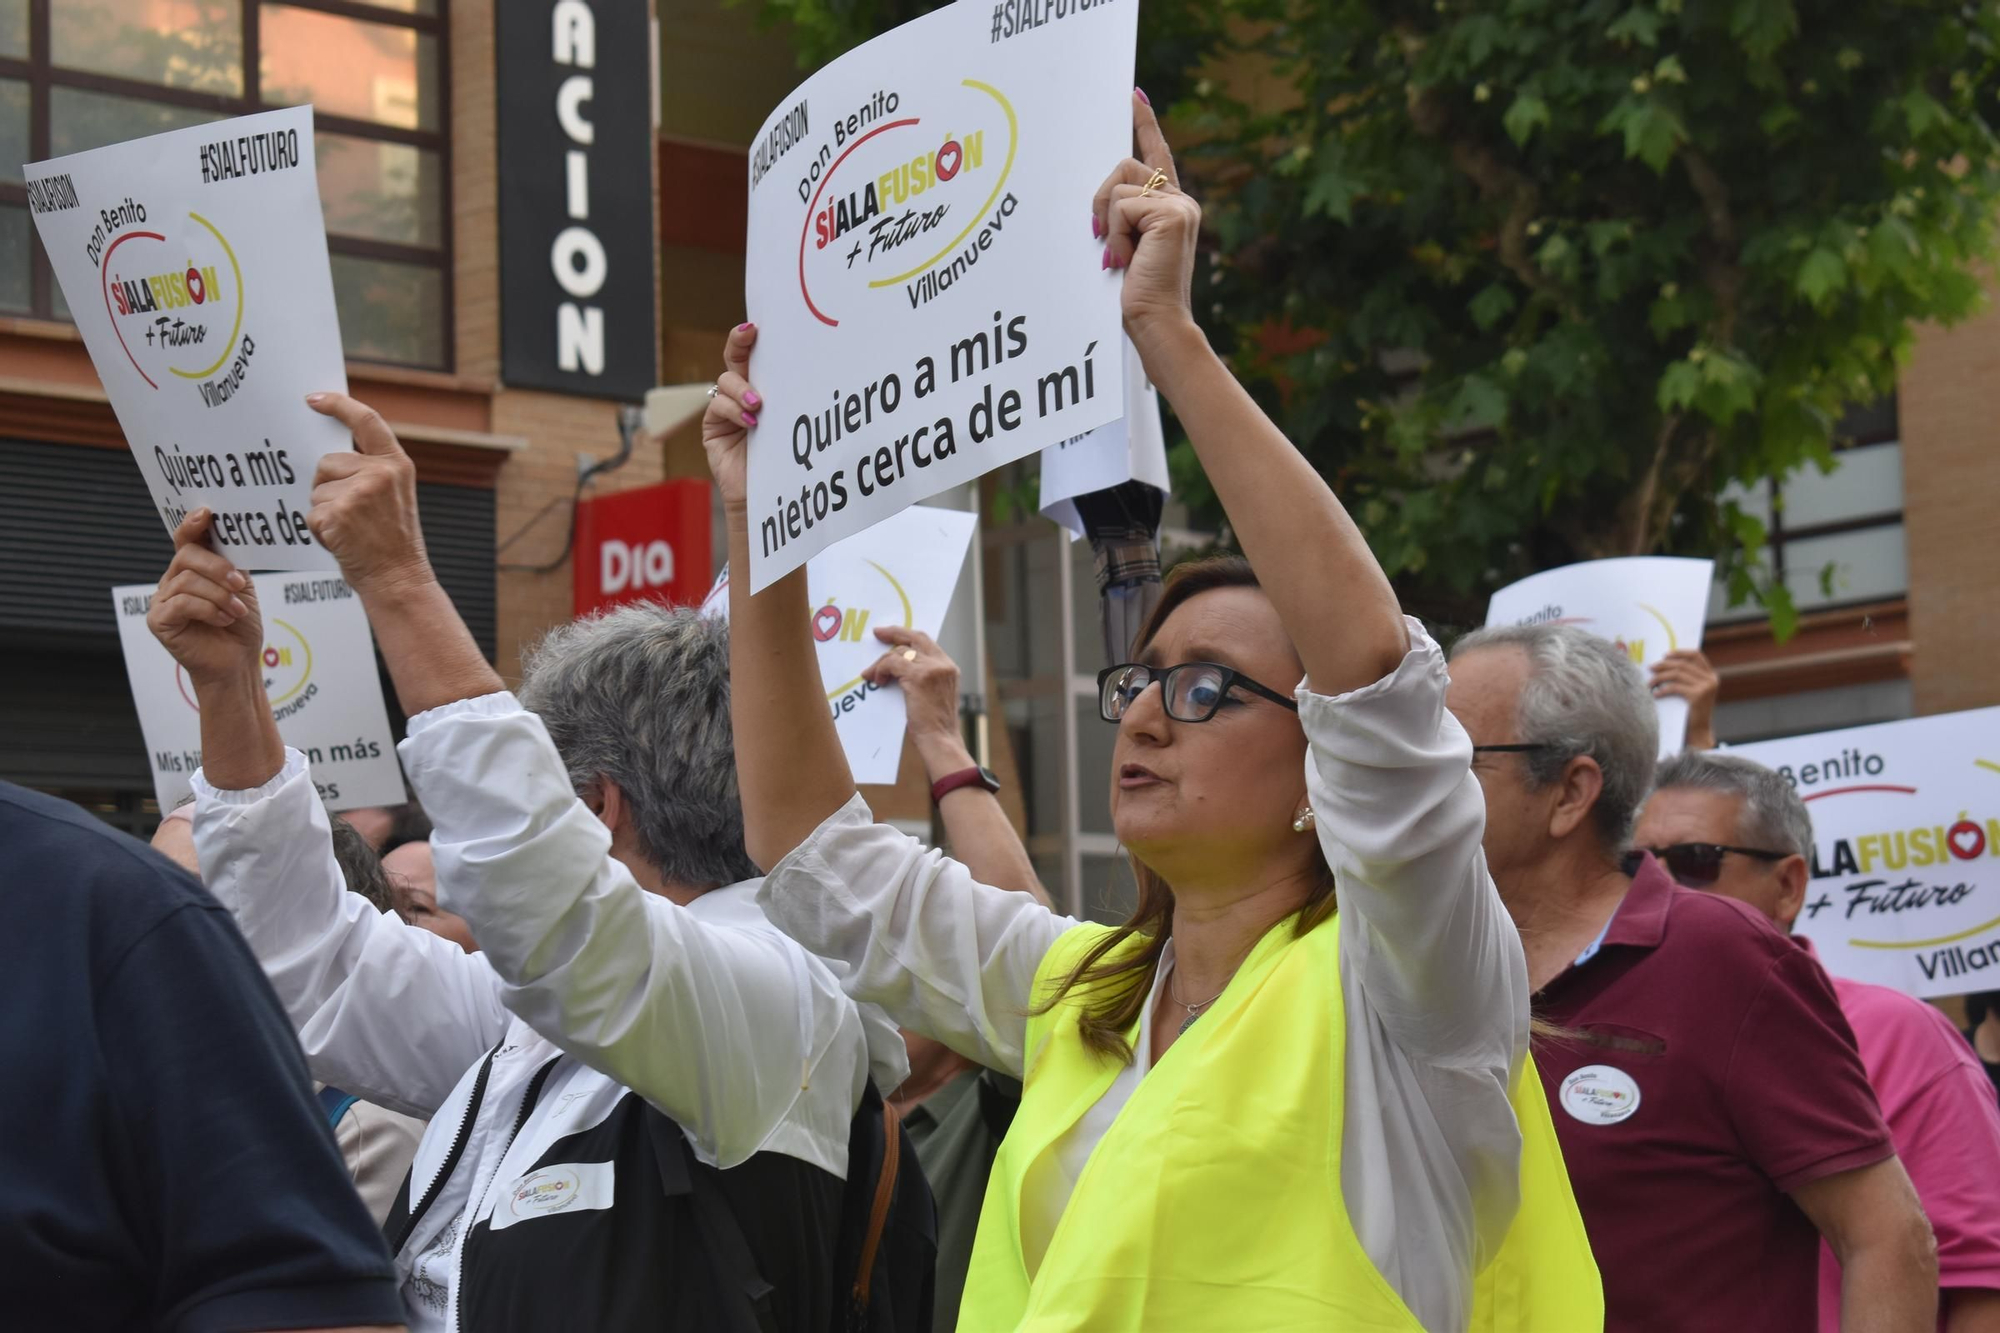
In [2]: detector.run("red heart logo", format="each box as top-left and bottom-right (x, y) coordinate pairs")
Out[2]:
(812, 604), (842, 643)
(1949, 820), (1987, 861)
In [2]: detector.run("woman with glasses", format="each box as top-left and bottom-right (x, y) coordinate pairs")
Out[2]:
(705, 96), (1597, 1332)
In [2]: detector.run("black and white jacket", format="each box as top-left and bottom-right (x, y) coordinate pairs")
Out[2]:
(195, 694), (908, 1331)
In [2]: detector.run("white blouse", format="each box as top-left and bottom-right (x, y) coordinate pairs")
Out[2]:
(759, 619), (1531, 1332)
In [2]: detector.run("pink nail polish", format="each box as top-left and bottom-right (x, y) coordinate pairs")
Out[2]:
(1135, 86), (1151, 106)
(744, 390), (762, 408)
(742, 412), (758, 427)
(1092, 214), (1102, 239)
(1101, 247), (1112, 270)
(737, 322), (751, 331)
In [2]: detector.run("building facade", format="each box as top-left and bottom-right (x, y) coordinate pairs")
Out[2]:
(0, 0), (672, 834)
(1706, 284), (2000, 745)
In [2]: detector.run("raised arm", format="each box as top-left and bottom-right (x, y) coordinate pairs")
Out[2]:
(863, 626), (1049, 906)
(145, 511), (507, 1117)
(303, 392), (502, 716)
(1095, 95), (1407, 696)
(705, 334), (1072, 1069)
(705, 326), (858, 870)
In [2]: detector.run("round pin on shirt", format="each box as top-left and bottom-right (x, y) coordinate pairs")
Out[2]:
(1559, 1064), (1642, 1126)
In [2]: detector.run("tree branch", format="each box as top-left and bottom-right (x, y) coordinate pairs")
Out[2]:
(1404, 83), (1566, 306)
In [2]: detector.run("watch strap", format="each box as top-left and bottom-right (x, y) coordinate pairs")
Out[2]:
(930, 766), (999, 804)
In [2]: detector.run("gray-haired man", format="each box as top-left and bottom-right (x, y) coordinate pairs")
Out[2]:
(1639, 750), (2000, 1333)
(1446, 623), (1933, 1332)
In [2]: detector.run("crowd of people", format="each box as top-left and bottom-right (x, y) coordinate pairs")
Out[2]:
(8, 95), (2000, 1333)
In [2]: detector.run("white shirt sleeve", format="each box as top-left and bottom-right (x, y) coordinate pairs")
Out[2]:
(755, 794), (1078, 1080)
(398, 692), (877, 1169)
(1300, 616), (1531, 1315)
(1301, 616), (1530, 1071)
(192, 751), (510, 1119)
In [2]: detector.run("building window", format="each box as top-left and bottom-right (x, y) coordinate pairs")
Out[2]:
(1710, 400), (1906, 621)
(0, 0), (448, 369)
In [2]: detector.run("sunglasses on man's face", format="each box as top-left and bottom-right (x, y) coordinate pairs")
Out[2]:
(1638, 841), (1790, 888)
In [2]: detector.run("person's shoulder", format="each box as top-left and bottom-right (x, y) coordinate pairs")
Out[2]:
(1834, 975), (1978, 1071)
(1658, 880), (1798, 961)
(0, 780), (214, 923)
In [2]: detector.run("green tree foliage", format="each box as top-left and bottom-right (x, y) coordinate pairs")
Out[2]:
(751, 0), (2000, 633)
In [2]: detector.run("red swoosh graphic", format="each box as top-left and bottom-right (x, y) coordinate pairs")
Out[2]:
(1802, 784), (1919, 802)
(797, 117), (920, 328)
(101, 230), (165, 389)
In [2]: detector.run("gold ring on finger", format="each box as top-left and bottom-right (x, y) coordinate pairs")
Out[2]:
(902, 648), (919, 662)
(1139, 169), (1170, 198)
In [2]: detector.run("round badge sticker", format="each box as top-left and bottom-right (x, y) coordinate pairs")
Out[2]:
(509, 1166), (582, 1220)
(1559, 1064), (1642, 1126)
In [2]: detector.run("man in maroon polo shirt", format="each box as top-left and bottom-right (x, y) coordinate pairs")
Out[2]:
(1448, 623), (1936, 1331)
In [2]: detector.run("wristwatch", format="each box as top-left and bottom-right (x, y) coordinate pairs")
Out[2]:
(931, 765), (1002, 804)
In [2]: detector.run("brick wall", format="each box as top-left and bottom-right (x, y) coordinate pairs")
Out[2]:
(1899, 272), (2000, 716)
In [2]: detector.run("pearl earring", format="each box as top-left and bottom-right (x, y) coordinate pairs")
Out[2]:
(1292, 807), (1316, 834)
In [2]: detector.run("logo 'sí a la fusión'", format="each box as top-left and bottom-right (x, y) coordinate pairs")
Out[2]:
(99, 209), (247, 402)
(796, 80), (1019, 325)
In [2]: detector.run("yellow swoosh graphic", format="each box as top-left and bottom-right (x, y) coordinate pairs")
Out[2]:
(869, 80), (1018, 289)
(824, 561), (917, 701)
(267, 617), (312, 704)
(1637, 602), (1678, 653)
(170, 212), (246, 380)
(1850, 911), (2000, 950)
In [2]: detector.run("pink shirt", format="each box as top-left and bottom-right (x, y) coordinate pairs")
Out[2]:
(1806, 941), (2000, 1330)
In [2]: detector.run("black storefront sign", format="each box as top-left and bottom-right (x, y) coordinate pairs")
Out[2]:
(496, 0), (657, 400)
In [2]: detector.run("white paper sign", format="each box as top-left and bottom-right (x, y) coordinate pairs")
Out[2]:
(741, 0), (1137, 591)
(1485, 556), (1714, 755)
(111, 574), (405, 812)
(1039, 336), (1168, 538)
(701, 504), (978, 783)
(25, 106), (350, 570)
(1730, 709), (2000, 999)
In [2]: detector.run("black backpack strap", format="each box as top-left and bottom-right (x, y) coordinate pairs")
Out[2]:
(646, 1112), (777, 1333)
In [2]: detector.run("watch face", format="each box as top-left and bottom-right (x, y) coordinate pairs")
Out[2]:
(976, 766), (1002, 792)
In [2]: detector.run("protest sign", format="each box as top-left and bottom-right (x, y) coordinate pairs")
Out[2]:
(1039, 336), (1168, 538)
(24, 106), (350, 570)
(1731, 709), (2000, 999)
(1485, 556), (1714, 754)
(741, 0), (1138, 591)
(111, 573), (404, 812)
(701, 504), (978, 783)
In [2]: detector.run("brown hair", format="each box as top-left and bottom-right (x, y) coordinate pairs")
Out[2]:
(1031, 556), (1337, 1061)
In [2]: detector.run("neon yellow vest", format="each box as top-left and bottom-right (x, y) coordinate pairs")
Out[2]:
(957, 918), (1602, 1332)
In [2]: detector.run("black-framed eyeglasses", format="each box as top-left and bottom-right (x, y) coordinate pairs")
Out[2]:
(1638, 842), (1791, 888)
(1097, 662), (1300, 724)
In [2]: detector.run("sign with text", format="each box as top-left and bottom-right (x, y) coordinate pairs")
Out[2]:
(496, 0), (657, 399)
(112, 574), (405, 812)
(1039, 336), (1168, 537)
(1485, 556), (1714, 755)
(742, 0), (1138, 591)
(24, 106), (350, 570)
(700, 504), (978, 784)
(573, 480), (713, 617)
(1733, 709), (2000, 999)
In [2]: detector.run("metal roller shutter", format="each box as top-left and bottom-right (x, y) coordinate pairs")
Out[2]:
(0, 437), (497, 818)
